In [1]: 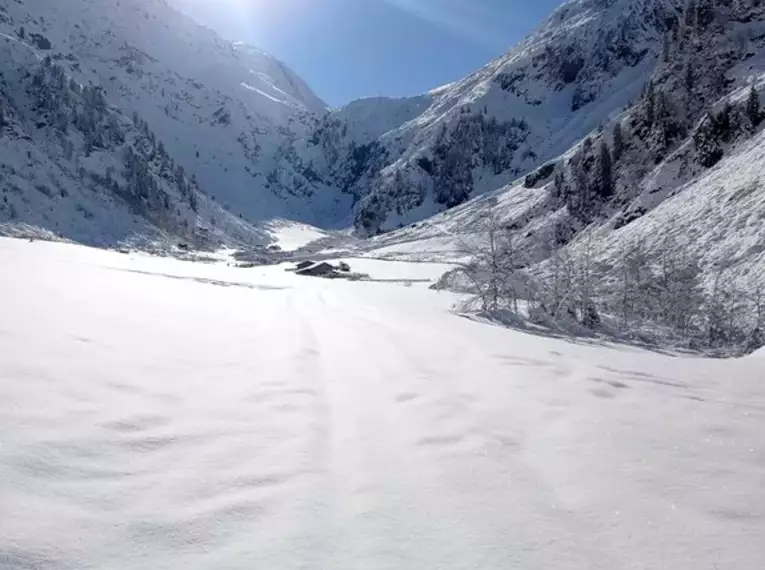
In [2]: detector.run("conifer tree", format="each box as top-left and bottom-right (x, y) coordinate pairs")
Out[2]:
(746, 86), (761, 130)
(596, 141), (614, 199)
(612, 122), (624, 162)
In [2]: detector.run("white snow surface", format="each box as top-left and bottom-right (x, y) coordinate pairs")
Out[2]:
(265, 220), (330, 252)
(2, 237), (765, 569)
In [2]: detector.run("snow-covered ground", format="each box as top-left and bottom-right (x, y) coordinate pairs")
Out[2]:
(265, 220), (330, 252)
(2, 237), (765, 569)
(328, 257), (456, 282)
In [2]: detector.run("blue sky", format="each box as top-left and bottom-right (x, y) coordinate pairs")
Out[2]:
(171, 0), (563, 107)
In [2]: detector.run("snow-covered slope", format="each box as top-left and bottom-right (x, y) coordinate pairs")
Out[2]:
(0, 32), (267, 248)
(366, 119), (765, 289)
(0, 0), (349, 235)
(326, 93), (435, 146)
(230, 42), (328, 116)
(3, 237), (765, 569)
(351, 0), (765, 304)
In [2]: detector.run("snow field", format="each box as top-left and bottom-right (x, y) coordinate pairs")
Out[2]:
(2, 238), (765, 569)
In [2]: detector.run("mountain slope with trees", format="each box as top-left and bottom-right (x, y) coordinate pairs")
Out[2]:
(361, 0), (765, 353)
(291, 0), (686, 233)
(0, 29), (266, 248)
(0, 0), (350, 244)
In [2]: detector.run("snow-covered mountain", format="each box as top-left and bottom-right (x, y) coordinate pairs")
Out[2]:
(292, 0), (765, 288)
(0, 31), (267, 248)
(291, 0), (682, 233)
(3, 0), (765, 269)
(0, 0), (350, 246)
(359, 0), (765, 311)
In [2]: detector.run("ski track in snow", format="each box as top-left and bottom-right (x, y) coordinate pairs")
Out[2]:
(2, 238), (765, 569)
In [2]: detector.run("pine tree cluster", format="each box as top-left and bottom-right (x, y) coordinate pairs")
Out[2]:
(24, 57), (206, 238)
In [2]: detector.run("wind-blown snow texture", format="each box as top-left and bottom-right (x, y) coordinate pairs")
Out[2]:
(2, 238), (765, 569)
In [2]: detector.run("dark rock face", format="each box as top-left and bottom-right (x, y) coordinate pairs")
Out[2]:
(524, 163), (556, 189)
(29, 32), (52, 50)
(559, 56), (585, 85)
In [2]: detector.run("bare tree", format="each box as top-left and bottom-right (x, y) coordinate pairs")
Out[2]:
(746, 287), (765, 353)
(614, 240), (652, 328)
(572, 232), (601, 327)
(536, 230), (602, 328)
(654, 241), (704, 336)
(704, 267), (740, 347)
(531, 230), (577, 323)
(457, 204), (524, 313)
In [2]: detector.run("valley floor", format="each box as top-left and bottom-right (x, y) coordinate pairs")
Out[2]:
(1, 238), (764, 569)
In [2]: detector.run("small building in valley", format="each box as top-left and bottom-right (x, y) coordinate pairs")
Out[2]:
(295, 261), (338, 278)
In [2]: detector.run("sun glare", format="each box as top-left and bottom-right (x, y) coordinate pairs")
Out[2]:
(171, 0), (307, 36)
(175, 0), (256, 19)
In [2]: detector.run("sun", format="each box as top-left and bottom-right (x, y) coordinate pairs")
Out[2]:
(219, 0), (253, 11)
(169, 0), (306, 41)
(169, 0), (263, 33)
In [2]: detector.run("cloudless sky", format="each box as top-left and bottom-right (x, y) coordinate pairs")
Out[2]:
(169, 0), (563, 107)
